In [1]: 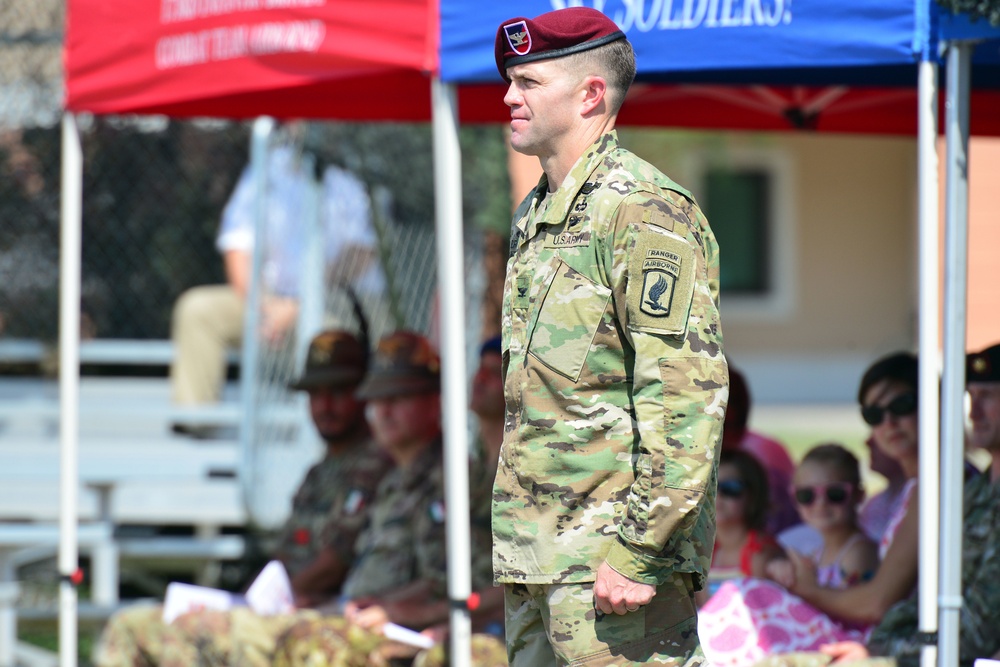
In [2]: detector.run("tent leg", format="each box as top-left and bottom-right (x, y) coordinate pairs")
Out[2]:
(916, 57), (940, 667)
(59, 112), (84, 667)
(938, 40), (972, 667)
(431, 77), (473, 667)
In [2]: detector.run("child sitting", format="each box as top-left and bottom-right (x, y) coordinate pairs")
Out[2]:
(767, 443), (879, 591)
(699, 443), (880, 666)
(699, 449), (783, 606)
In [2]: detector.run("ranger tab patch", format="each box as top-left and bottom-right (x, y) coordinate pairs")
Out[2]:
(640, 250), (681, 317)
(628, 230), (696, 336)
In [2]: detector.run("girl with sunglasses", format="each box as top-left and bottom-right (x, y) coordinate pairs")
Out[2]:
(766, 444), (878, 591)
(698, 449), (783, 606)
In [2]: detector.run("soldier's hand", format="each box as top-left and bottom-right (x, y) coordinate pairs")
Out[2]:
(593, 561), (655, 615)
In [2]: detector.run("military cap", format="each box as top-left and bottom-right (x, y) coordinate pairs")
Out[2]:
(967, 343), (1000, 384)
(355, 330), (441, 400)
(495, 7), (626, 81)
(288, 330), (366, 391)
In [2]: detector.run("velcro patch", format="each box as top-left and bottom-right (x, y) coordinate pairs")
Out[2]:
(628, 230), (696, 336)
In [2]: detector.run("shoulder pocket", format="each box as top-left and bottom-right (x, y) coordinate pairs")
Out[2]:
(528, 259), (612, 382)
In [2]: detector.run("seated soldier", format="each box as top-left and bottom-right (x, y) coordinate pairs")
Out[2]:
(755, 342), (1000, 667)
(93, 329), (393, 667)
(272, 332), (504, 667)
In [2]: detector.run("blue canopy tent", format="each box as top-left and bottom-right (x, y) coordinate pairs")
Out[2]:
(437, 2), (1000, 666)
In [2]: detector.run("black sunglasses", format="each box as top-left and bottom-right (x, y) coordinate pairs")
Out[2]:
(717, 479), (747, 498)
(792, 482), (854, 506)
(861, 392), (917, 426)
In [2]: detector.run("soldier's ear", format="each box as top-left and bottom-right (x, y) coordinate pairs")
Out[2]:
(579, 75), (607, 116)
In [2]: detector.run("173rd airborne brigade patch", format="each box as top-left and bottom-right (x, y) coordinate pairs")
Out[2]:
(628, 227), (695, 337)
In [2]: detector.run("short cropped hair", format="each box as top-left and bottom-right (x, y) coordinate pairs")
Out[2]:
(561, 38), (636, 114)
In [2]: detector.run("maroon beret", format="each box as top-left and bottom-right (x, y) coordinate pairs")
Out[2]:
(495, 7), (626, 82)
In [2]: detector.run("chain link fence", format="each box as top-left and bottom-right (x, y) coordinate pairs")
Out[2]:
(0, 0), (512, 534)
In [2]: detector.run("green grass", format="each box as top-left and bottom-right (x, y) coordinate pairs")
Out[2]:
(19, 619), (100, 667)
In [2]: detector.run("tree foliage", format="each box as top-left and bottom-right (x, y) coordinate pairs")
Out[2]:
(935, 0), (1000, 26)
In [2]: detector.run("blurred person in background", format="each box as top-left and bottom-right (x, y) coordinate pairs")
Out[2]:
(723, 366), (801, 536)
(93, 329), (393, 666)
(170, 122), (385, 438)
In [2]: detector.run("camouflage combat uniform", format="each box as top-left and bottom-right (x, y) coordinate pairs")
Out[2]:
(277, 436), (394, 578)
(274, 441), (502, 665)
(494, 131), (728, 666)
(93, 432), (390, 667)
(756, 472), (1000, 667)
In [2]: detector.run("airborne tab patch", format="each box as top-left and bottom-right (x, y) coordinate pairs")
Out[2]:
(628, 230), (696, 336)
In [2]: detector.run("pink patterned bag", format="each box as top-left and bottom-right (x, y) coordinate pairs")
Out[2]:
(698, 578), (868, 667)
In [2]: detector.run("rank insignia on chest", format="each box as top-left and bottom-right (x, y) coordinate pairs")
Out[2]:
(514, 275), (530, 310)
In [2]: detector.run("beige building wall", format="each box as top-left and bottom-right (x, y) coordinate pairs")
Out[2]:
(966, 137), (1000, 353)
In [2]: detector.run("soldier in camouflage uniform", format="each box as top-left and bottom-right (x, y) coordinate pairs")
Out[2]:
(492, 7), (728, 667)
(756, 342), (1000, 667)
(273, 331), (501, 666)
(93, 330), (393, 667)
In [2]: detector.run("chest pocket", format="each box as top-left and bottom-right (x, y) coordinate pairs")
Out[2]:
(528, 259), (611, 382)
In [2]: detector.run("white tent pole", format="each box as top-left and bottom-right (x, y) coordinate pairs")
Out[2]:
(916, 57), (941, 667)
(431, 77), (473, 667)
(938, 40), (971, 667)
(239, 117), (274, 522)
(58, 112), (83, 667)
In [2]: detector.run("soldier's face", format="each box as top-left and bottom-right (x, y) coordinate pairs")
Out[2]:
(504, 59), (582, 158)
(968, 382), (1000, 453)
(367, 392), (441, 454)
(308, 386), (364, 441)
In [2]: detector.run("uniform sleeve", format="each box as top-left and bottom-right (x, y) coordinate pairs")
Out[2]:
(601, 193), (728, 585)
(413, 478), (450, 600)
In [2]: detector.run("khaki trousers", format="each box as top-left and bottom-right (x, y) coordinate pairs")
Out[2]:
(170, 284), (244, 405)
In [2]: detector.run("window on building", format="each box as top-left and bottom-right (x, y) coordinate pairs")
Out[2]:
(685, 148), (794, 320)
(703, 168), (770, 294)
